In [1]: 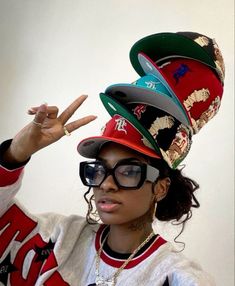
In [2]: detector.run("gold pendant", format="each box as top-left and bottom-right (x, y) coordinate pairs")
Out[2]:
(95, 275), (115, 286)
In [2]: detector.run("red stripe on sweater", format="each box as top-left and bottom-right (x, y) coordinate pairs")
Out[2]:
(0, 165), (24, 187)
(95, 224), (167, 269)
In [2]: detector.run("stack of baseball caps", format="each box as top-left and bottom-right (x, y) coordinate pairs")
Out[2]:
(78, 32), (225, 169)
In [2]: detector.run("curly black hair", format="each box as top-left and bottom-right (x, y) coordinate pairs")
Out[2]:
(150, 159), (200, 246)
(152, 159), (200, 222)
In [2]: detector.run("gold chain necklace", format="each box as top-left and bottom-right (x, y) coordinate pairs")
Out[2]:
(95, 230), (155, 286)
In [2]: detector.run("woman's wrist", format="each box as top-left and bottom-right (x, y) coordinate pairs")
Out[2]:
(0, 140), (30, 169)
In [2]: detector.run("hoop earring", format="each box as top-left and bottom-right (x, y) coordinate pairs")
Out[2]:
(152, 199), (158, 222)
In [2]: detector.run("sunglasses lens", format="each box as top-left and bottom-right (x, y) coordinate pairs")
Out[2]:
(83, 163), (105, 186)
(115, 164), (142, 188)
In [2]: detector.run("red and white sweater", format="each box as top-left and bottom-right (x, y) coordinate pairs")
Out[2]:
(0, 141), (215, 286)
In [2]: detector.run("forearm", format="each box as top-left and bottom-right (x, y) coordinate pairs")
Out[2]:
(1, 139), (30, 165)
(0, 140), (29, 187)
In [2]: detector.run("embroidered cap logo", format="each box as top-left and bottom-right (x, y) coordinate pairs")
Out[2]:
(173, 64), (191, 84)
(145, 80), (160, 89)
(115, 118), (127, 134)
(132, 104), (146, 120)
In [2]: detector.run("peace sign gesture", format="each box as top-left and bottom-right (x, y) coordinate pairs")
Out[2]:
(4, 95), (96, 164)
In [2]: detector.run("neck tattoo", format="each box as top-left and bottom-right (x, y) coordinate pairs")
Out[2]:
(95, 230), (155, 286)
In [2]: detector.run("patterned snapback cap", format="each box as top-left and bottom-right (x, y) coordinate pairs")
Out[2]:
(77, 114), (162, 160)
(100, 93), (193, 169)
(130, 31), (225, 84)
(106, 55), (224, 134)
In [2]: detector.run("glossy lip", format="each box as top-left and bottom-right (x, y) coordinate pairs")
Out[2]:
(97, 197), (122, 204)
(97, 197), (122, 213)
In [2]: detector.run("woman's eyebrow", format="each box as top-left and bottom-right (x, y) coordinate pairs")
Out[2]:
(121, 157), (144, 162)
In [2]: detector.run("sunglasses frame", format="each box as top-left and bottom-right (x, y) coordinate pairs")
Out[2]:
(79, 159), (159, 190)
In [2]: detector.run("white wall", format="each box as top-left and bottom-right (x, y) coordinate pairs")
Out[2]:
(0, 1), (234, 285)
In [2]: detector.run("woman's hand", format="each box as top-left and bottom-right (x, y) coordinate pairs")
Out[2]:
(4, 95), (97, 163)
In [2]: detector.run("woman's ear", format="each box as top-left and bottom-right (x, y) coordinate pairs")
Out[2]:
(153, 177), (171, 202)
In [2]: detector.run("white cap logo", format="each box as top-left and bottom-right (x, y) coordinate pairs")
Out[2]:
(115, 117), (127, 134)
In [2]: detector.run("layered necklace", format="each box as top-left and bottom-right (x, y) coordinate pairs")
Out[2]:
(95, 230), (155, 286)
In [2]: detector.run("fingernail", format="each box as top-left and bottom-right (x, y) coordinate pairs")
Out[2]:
(27, 108), (36, 114)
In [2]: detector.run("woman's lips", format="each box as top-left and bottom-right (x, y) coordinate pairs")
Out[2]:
(97, 198), (121, 212)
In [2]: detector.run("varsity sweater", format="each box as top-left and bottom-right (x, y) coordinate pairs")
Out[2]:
(0, 141), (215, 286)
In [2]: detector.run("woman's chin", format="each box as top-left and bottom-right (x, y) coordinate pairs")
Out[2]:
(98, 212), (129, 226)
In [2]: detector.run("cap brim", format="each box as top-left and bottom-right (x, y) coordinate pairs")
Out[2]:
(77, 133), (161, 160)
(105, 83), (190, 126)
(130, 32), (216, 76)
(137, 53), (191, 125)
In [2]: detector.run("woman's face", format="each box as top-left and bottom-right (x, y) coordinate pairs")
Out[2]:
(93, 143), (158, 227)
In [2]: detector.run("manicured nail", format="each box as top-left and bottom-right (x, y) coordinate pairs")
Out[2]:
(27, 108), (37, 115)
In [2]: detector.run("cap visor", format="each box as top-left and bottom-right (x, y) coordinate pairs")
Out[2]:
(130, 32), (216, 76)
(105, 82), (190, 126)
(137, 53), (191, 125)
(77, 135), (161, 159)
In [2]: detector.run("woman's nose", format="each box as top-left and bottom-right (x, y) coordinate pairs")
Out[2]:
(99, 174), (119, 192)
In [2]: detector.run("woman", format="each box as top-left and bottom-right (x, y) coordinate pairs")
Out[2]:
(0, 95), (214, 285)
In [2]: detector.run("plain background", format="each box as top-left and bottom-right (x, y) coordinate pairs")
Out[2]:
(0, 1), (234, 285)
